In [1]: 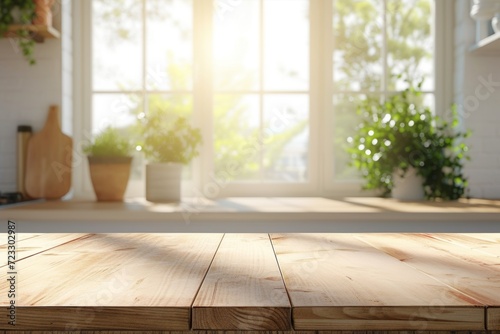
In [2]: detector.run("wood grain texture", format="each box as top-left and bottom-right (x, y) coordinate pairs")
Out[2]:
(429, 233), (500, 258)
(0, 233), (40, 248)
(489, 307), (500, 330)
(486, 307), (500, 331)
(0, 234), (223, 331)
(193, 234), (291, 330)
(357, 234), (500, 307)
(271, 234), (484, 331)
(8, 307), (189, 331)
(2, 332), (498, 334)
(293, 307), (483, 331)
(0, 233), (88, 268)
(25, 105), (72, 199)
(470, 234), (500, 243)
(1, 233), (498, 331)
(2, 332), (317, 334)
(1, 332), (497, 334)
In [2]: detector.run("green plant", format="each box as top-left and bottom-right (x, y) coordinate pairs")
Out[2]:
(0, 0), (37, 65)
(138, 110), (202, 164)
(83, 127), (133, 157)
(346, 83), (470, 200)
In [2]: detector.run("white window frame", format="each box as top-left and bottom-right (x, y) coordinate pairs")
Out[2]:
(72, 0), (454, 199)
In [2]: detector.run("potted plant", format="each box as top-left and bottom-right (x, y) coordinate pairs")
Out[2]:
(83, 127), (134, 201)
(346, 82), (470, 200)
(33, 0), (56, 26)
(138, 110), (202, 203)
(0, 0), (55, 65)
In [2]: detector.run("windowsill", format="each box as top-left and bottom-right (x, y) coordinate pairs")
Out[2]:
(1, 197), (500, 233)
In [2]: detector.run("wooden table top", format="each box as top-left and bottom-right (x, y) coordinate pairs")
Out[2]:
(1, 233), (499, 331)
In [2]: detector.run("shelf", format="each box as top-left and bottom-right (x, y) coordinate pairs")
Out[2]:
(4, 24), (60, 43)
(470, 31), (500, 55)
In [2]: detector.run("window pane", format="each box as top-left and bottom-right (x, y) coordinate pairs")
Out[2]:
(263, 95), (309, 182)
(93, 0), (142, 91)
(214, 1), (259, 91)
(146, 94), (193, 119)
(332, 94), (368, 180)
(214, 94), (260, 181)
(333, 0), (383, 92)
(264, 0), (309, 91)
(386, 0), (433, 91)
(92, 94), (143, 184)
(145, 94), (194, 180)
(92, 93), (141, 135)
(146, 0), (193, 91)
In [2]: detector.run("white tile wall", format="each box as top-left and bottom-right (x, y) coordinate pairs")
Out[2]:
(455, 0), (500, 198)
(0, 3), (70, 193)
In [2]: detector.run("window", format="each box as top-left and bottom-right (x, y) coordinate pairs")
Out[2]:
(212, 0), (309, 184)
(77, 0), (446, 198)
(331, 0), (435, 183)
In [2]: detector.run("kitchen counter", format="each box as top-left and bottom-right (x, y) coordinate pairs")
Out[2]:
(1, 197), (500, 232)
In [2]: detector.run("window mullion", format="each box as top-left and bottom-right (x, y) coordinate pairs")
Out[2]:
(259, 0), (265, 181)
(311, 0), (327, 194)
(194, 0), (214, 191)
(142, 0), (148, 116)
(382, 0), (388, 95)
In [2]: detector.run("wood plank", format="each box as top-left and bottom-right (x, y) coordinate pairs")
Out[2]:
(490, 307), (500, 330)
(0, 233), (223, 331)
(3, 332), (318, 334)
(192, 234), (291, 330)
(469, 233), (500, 243)
(429, 233), (500, 258)
(271, 234), (484, 331)
(358, 234), (500, 309)
(0, 332), (494, 334)
(0, 233), (40, 247)
(0, 233), (88, 268)
(9, 307), (189, 331)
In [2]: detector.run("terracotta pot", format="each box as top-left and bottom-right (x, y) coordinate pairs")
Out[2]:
(33, 0), (56, 26)
(146, 163), (183, 203)
(88, 156), (132, 202)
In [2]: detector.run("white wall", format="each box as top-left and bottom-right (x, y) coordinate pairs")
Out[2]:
(0, 2), (71, 193)
(455, 0), (500, 198)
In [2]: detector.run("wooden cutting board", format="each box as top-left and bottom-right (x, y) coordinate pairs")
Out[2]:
(25, 105), (72, 199)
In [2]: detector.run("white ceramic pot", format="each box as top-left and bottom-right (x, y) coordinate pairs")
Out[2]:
(146, 163), (183, 203)
(392, 167), (425, 201)
(11, 8), (22, 23)
(492, 13), (500, 33)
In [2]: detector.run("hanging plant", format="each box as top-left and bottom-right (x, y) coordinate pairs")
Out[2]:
(0, 0), (37, 65)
